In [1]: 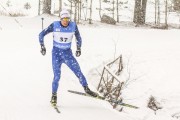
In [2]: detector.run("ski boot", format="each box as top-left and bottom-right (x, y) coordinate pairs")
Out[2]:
(50, 93), (57, 106)
(84, 86), (98, 97)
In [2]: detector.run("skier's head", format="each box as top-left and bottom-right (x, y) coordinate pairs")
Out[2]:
(60, 9), (70, 27)
(60, 9), (70, 18)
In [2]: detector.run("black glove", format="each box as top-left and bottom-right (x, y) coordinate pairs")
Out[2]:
(40, 44), (46, 56)
(76, 47), (81, 57)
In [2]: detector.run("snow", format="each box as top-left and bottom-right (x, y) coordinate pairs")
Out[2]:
(1, 0), (180, 120)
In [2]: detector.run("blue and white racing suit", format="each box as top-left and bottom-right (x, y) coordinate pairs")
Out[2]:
(39, 21), (88, 93)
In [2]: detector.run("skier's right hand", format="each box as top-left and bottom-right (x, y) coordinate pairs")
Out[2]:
(40, 44), (46, 56)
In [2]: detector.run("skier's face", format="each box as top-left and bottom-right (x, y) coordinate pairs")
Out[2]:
(61, 17), (70, 27)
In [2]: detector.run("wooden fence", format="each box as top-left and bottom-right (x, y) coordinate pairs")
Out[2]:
(97, 55), (124, 108)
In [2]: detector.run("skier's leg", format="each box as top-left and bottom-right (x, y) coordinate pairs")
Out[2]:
(64, 50), (88, 87)
(64, 50), (97, 97)
(52, 48), (63, 94)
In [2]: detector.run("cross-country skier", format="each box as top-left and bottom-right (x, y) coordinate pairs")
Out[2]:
(39, 9), (97, 106)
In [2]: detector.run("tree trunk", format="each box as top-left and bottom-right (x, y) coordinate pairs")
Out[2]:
(70, 0), (73, 18)
(38, 0), (41, 15)
(165, 0), (168, 28)
(133, 0), (147, 25)
(78, 0), (80, 23)
(133, 0), (141, 24)
(89, 0), (93, 24)
(141, 0), (147, 24)
(80, 0), (82, 20)
(59, 0), (62, 16)
(99, 0), (102, 19)
(179, 12), (180, 28)
(43, 0), (52, 14)
(82, 0), (88, 21)
(86, 0), (88, 21)
(116, 0), (119, 22)
(113, 0), (115, 19)
(155, 0), (157, 24)
(157, 0), (160, 26)
(174, 0), (180, 11)
(74, 1), (77, 22)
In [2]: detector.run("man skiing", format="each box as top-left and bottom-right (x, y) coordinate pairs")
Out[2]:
(39, 9), (97, 106)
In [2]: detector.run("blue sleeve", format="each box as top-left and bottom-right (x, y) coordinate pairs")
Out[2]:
(39, 23), (54, 45)
(74, 24), (82, 48)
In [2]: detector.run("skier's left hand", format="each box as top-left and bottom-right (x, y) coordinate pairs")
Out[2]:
(76, 47), (81, 57)
(40, 44), (46, 56)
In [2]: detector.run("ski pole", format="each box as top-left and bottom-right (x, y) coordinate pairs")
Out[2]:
(41, 17), (44, 30)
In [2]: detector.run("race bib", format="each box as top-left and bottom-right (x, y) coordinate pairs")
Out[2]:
(53, 32), (74, 43)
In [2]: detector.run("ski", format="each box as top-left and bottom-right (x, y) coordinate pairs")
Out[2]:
(68, 90), (139, 109)
(108, 98), (139, 109)
(68, 89), (105, 100)
(116, 102), (139, 109)
(52, 104), (61, 113)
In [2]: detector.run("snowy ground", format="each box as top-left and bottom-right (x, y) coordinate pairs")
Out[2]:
(0, 14), (180, 120)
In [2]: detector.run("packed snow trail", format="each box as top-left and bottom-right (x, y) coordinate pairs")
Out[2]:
(0, 17), (134, 120)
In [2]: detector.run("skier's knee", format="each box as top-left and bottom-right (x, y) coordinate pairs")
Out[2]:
(53, 76), (60, 82)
